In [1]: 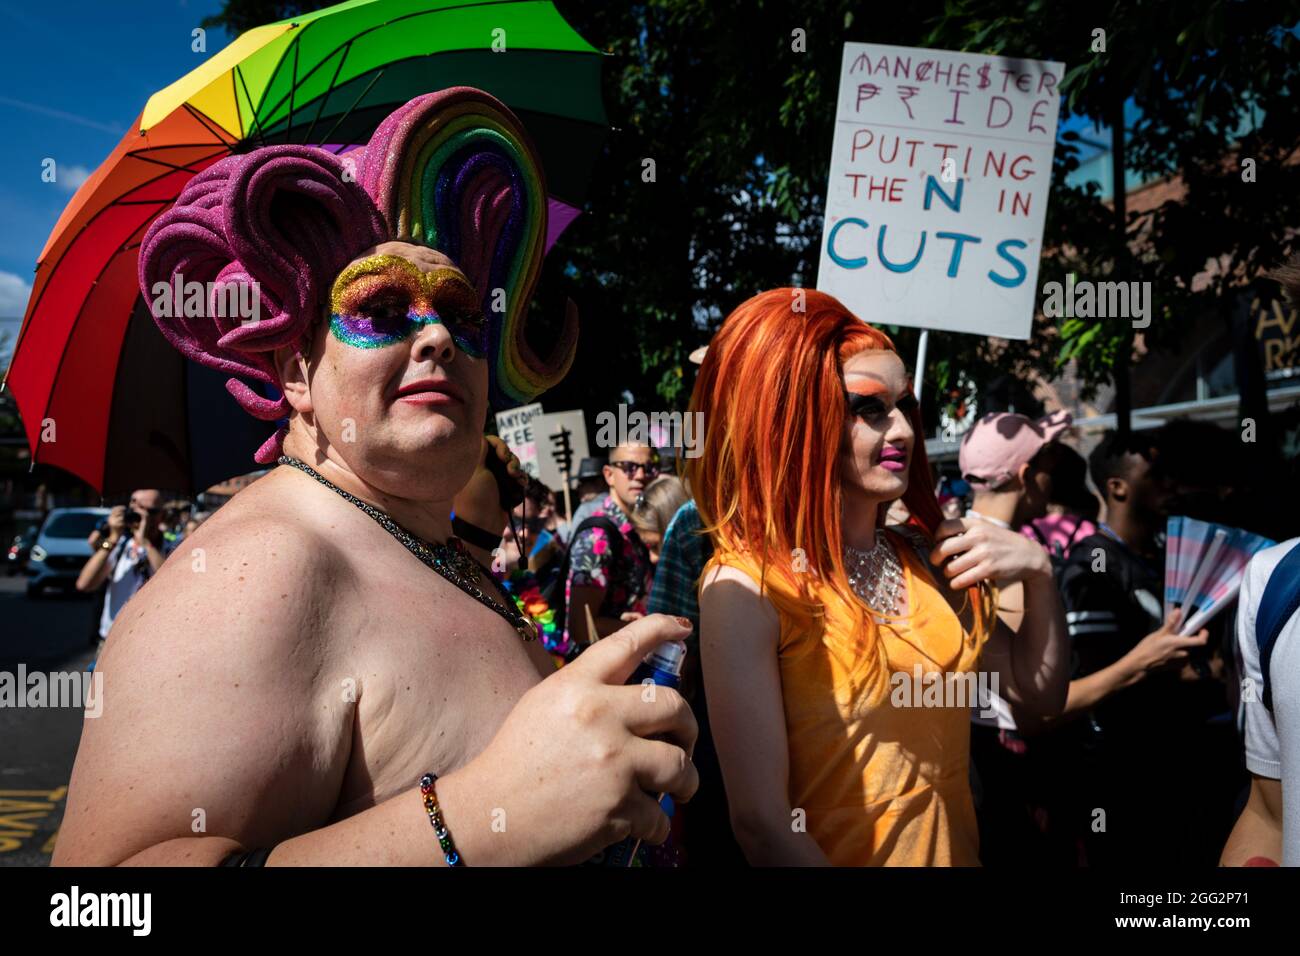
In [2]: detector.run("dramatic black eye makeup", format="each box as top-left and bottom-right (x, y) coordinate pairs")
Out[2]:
(845, 389), (917, 421)
(359, 292), (414, 333)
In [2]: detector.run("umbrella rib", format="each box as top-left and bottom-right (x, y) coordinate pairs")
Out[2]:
(235, 64), (269, 147)
(261, 47), (607, 141)
(181, 103), (241, 147)
(318, 67), (386, 148)
(12, 147), (228, 365)
(28, 203), (169, 485)
(287, 34), (299, 139)
(256, 0), (565, 130)
(127, 145), (231, 177)
(303, 38), (353, 146)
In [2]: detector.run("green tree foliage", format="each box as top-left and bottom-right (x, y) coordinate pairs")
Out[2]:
(198, 0), (1300, 430)
(927, 1), (1300, 405)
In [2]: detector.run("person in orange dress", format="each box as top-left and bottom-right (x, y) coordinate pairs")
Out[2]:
(690, 289), (1069, 865)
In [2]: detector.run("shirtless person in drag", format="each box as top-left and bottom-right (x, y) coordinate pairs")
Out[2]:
(52, 89), (697, 867)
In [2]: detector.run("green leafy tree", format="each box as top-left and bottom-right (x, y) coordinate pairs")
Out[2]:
(198, 0), (1300, 439)
(925, 0), (1300, 433)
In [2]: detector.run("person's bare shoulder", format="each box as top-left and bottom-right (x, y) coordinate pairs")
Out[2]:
(700, 559), (780, 645)
(115, 489), (346, 650)
(54, 488), (356, 865)
(701, 560), (762, 594)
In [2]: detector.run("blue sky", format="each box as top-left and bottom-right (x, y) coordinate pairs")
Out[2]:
(0, 0), (233, 327)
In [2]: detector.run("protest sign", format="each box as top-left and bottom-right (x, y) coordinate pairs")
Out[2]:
(535, 410), (590, 495)
(817, 42), (1065, 339)
(494, 403), (543, 478)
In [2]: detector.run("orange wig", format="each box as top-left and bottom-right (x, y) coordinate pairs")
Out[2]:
(687, 288), (983, 643)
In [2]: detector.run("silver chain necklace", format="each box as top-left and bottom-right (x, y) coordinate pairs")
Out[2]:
(278, 455), (537, 643)
(845, 531), (905, 616)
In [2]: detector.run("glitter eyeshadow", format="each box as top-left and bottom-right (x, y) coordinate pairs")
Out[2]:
(327, 254), (488, 358)
(329, 311), (415, 349)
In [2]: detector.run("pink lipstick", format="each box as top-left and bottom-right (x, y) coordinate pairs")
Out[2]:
(880, 447), (908, 472)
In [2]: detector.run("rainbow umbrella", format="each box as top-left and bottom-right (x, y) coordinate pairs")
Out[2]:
(3, 0), (605, 494)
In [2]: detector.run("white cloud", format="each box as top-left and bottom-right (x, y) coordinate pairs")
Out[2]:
(0, 270), (34, 317)
(56, 164), (92, 193)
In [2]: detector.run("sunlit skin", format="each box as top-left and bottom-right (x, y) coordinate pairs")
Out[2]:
(52, 242), (593, 864)
(604, 443), (659, 515)
(52, 82), (707, 870)
(838, 355), (1080, 745)
(328, 253), (489, 358)
(278, 242), (488, 508)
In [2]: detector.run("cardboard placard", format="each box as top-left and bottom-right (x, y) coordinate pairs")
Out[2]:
(817, 42), (1065, 339)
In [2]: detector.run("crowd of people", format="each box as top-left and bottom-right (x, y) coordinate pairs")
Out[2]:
(48, 87), (1300, 869)
(460, 291), (1294, 867)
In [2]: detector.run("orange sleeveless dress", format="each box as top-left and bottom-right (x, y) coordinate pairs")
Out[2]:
(706, 528), (991, 866)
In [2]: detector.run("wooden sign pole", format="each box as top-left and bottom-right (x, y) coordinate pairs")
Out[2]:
(560, 466), (573, 530)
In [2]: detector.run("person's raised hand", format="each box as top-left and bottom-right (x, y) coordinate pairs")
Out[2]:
(1127, 609), (1210, 676)
(930, 517), (1052, 590)
(483, 434), (526, 506)
(105, 506), (127, 542)
(450, 613), (698, 865)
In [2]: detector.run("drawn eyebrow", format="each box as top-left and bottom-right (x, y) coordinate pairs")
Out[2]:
(332, 253), (425, 288)
(423, 268), (481, 302)
(333, 276), (418, 319)
(330, 259), (483, 319)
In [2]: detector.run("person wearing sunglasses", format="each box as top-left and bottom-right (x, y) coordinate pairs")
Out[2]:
(563, 444), (661, 647)
(78, 488), (174, 660)
(691, 289), (1068, 866)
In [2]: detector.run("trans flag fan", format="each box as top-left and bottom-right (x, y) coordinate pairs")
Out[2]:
(1164, 516), (1275, 635)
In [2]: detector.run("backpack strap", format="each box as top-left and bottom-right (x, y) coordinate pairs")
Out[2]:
(570, 515), (626, 565)
(546, 514), (629, 623)
(1257, 541), (1300, 713)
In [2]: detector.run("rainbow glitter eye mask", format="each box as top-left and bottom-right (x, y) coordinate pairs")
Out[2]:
(328, 253), (488, 358)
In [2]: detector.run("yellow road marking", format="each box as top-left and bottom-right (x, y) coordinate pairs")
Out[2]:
(0, 787), (67, 800)
(0, 785), (67, 853)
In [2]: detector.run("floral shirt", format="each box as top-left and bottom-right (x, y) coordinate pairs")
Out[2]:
(563, 494), (651, 643)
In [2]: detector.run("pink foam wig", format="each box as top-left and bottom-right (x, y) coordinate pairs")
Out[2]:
(138, 88), (576, 464)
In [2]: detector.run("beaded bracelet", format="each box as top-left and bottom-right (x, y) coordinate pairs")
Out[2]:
(419, 773), (464, 867)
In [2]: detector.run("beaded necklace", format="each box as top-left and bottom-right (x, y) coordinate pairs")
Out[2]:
(278, 455), (538, 642)
(845, 530), (905, 616)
